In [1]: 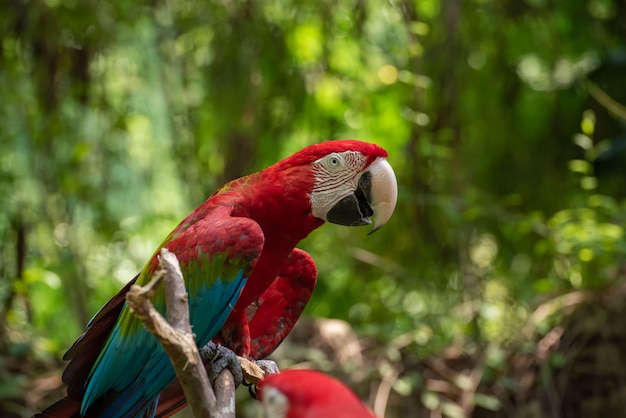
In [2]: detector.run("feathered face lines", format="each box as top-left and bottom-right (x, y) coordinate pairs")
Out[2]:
(309, 151), (367, 217)
(311, 151), (365, 192)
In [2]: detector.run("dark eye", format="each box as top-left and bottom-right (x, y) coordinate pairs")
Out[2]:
(328, 155), (342, 167)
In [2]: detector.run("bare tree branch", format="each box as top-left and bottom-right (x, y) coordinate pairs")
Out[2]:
(214, 370), (236, 416)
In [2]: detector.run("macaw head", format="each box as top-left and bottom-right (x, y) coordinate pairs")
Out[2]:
(276, 140), (398, 234)
(258, 369), (376, 417)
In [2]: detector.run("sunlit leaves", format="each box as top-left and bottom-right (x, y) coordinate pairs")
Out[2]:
(581, 109), (596, 136)
(587, 0), (617, 20)
(329, 38), (362, 76)
(550, 207), (624, 256)
(573, 133), (594, 151)
(378, 65), (399, 85)
(288, 23), (323, 65)
(313, 75), (344, 111)
(516, 53), (598, 91)
(414, 0), (441, 19)
(568, 159), (592, 175)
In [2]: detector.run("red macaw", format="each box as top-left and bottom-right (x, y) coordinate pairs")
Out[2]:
(258, 369), (377, 418)
(36, 139), (397, 418)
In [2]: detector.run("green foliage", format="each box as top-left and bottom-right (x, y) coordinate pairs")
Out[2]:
(1, 0), (625, 415)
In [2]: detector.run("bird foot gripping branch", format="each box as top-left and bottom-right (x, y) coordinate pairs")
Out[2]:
(198, 341), (245, 386)
(198, 341), (280, 395)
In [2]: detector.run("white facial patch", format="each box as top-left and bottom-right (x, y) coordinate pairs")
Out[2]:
(309, 151), (367, 221)
(261, 386), (289, 418)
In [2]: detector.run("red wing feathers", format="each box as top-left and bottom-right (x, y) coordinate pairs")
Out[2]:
(247, 248), (317, 359)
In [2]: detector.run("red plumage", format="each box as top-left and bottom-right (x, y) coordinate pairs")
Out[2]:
(258, 369), (377, 418)
(247, 248), (317, 359)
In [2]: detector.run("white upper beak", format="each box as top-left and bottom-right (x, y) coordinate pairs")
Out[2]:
(368, 158), (398, 233)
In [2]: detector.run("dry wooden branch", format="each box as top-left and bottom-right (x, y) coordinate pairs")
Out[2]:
(214, 370), (236, 416)
(238, 356), (266, 385)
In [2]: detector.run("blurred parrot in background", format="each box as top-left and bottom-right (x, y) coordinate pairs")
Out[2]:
(258, 369), (377, 418)
(36, 139), (397, 418)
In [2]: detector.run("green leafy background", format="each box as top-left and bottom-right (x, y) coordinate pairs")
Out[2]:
(1, 0), (625, 416)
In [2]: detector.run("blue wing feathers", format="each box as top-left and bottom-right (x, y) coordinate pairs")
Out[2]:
(81, 273), (247, 417)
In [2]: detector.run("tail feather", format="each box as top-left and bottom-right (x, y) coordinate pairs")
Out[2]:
(85, 385), (160, 418)
(155, 382), (187, 418)
(62, 277), (138, 399)
(33, 397), (81, 418)
(32, 390), (159, 418)
(33, 383), (190, 418)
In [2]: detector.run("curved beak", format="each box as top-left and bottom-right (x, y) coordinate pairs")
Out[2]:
(326, 157), (398, 233)
(367, 158), (398, 233)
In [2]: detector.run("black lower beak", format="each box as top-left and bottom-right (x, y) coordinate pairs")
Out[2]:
(326, 172), (374, 227)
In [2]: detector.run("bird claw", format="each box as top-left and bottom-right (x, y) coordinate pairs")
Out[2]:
(242, 359), (279, 400)
(198, 341), (244, 387)
(254, 359), (280, 376)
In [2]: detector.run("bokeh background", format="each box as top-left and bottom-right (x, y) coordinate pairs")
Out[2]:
(1, 0), (626, 416)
